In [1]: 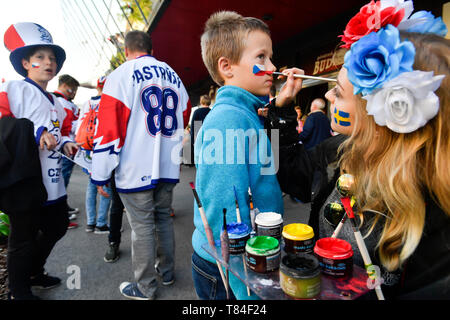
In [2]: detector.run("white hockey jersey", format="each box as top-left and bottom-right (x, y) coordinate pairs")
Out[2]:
(0, 78), (71, 204)
(55, 92), (79, 141)
(91, 55), (192, 192)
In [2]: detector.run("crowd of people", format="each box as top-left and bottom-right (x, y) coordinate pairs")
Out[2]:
(0, 0), (449, 301)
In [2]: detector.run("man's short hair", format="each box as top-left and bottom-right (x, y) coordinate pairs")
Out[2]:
(200, 94), (211, 106)
(312, 98), (326, 109)
(58, 74), (80, 88)
(200, 11), (270, 86)
(125, 30), (152, 54)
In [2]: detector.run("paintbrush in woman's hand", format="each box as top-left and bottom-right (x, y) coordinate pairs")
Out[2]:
(253, 64), (337, 82)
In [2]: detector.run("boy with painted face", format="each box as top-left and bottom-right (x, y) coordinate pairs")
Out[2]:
(0, 22), (78, 299)
(192, 11), (302, 300)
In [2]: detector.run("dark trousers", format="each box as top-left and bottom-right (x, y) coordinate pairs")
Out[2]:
(61, 156), (75, 212)
(108, 172), (124, 245)
(7, 200), (69, 296)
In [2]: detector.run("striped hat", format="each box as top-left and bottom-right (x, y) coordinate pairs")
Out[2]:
(4, 22), (66, 77)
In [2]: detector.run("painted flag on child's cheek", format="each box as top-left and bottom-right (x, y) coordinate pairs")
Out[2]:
(253, 64), (268, 76)
(32, 62), (40, 68)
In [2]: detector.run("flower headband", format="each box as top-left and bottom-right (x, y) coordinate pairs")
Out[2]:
(340, 0), (447, 133)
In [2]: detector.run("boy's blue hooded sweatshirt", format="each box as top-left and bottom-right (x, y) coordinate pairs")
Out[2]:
(192, 85), (284, 300)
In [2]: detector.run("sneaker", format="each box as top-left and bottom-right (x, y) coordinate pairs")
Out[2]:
(30, 272), (61, 290)
(85, 224), (95, 232)
(94, 225), (110, 234)
(162, 278), (175, 286)
(119, 282), (154, 300)
(68, 213), (77, 220)
(68, 206), (79, 214)
(155, 260), (174, 286)
(104, 242), (120, 263)
(68, 222), (78, 229)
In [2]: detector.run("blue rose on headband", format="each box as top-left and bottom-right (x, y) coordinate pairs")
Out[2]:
(344, 24), (415, 96)
(405, 11), (448, 36)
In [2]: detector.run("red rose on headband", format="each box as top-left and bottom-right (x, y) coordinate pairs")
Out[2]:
(339, 0), (405, 48)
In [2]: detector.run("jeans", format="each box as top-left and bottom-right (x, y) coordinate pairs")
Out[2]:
(119, 182), (175, 298)
(108, 172), (124, 244)
(191, 251), (237, 300)
(61, 157), (75, 188)
(7, 200), (69, 297)
(85, 181), (111, 227)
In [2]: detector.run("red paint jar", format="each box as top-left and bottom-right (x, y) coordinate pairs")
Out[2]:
(313, 237), (353, 278)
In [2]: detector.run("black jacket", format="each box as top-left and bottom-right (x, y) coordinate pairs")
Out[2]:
(0, 117), (47, 213)
(298, 111), (332, 150)
(269, 101), (450, 299)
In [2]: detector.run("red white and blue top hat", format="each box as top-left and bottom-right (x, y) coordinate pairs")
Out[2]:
(3, 22), (66, 77)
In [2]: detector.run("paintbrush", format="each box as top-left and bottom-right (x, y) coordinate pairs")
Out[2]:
(336, 174), (385, 300)
(189, 182), (228, 294)
(233, 186), (252, 296)
(233, 186), (241, 224)
(221, 208), (230, 300)
(248, 188), (256, 235)
(253, 64), (337, 82)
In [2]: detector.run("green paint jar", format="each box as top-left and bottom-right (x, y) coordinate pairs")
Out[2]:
(279, 253), (321, 300)
(245, 236), (281, 273)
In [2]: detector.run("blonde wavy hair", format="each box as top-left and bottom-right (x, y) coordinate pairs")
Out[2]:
(340, 32), (450, 272)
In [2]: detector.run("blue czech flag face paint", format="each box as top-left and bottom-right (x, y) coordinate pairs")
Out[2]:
(333, 107), (351, 127)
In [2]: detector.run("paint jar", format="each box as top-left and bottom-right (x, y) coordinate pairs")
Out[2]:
(279, 253), (321, 300)
(227, 222), (250, 254)
(245, 236), (281, 273)
(314, 237), (353, 278)
(282, 223), (315, 255)
(255, 212), (283, 241)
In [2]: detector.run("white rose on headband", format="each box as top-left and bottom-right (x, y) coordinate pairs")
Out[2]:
(364, 71), (445, 133)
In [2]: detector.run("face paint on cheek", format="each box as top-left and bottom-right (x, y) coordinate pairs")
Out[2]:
(333, 107), (351, 127)
(31, 62), (40, 69)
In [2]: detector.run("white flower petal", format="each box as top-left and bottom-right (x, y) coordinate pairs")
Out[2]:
(365, 91), (388, 126)
(380, 0), (414, 20)
(364, 71), (443, 133)
(417, 92), (440, 121)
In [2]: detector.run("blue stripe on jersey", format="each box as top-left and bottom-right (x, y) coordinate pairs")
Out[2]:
(43, 195), (67, 206)
(90, 177), (111, 186)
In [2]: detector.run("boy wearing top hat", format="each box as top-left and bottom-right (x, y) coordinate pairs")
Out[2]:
(0, 22), (78, 299)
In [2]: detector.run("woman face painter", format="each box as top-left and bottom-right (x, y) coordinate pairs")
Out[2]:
(274, 0), (450, 299)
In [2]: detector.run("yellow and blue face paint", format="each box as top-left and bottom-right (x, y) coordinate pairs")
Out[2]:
(333, 107), (351, 127)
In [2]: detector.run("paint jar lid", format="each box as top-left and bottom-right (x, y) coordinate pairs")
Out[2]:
(226, 223), (250, 239)
(280, 253), (321, 279)
(246, 236), (280, 256)
(255, 212), (283, 227)
(282, 223), (314, 241)
(314, 237), (353, 260)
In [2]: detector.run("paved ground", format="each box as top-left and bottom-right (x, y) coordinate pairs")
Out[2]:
(37, 165), (310, 300)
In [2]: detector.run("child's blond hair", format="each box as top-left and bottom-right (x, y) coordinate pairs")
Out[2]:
(200, 11), (270, 86)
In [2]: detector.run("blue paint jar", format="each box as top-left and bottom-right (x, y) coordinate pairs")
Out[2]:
(227, 223), (250, 254)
